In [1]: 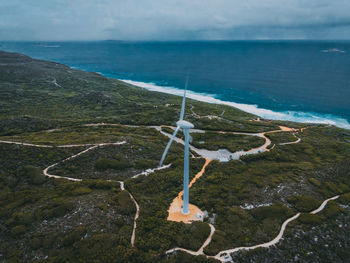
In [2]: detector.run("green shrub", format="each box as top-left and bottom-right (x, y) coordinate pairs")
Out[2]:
(23, 165), (46, 185)
(29, 237), (42, 249)
(11, 225), (27, 237)
(61, 226), (87, 247)
(52, 204), (73, 217)
(323, 203), (341, 218)
(308, 178), (321, 187)
(188, 221), (210, 242)
(135, 159), (158, 169)
(86, 179), (112, 189)
(42, 237), (54, 249)
(13, 211), (34, 225)
(38, 201), (74, 219)
(4, 175), (19, 188)
(94, 158), (131, 171)
(72, 187), (92, 195)
(286, 195), (298, 204)
(114, 217), (124, 226)
(299, 213), (322, 225)
(0, 207), (8, 218)
(97, 203), (108, 211)
(324, 181), (343, 194)
(252, 204), (292, 220)
(289, 196), (321, 212)
(339, 193), (350, 203)
(115, 191), (135, 215)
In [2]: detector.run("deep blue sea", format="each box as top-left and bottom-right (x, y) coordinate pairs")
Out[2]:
(1, 41), (349, 129)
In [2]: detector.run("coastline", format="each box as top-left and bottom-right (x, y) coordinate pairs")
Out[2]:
(119, 79), (350, 130)
(1, 41), (349, 130)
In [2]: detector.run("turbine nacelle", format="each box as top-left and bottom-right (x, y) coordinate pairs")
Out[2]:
(176, 120), (194, 130)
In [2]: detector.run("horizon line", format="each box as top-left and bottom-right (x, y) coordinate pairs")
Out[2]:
(1, 39), (350, 43)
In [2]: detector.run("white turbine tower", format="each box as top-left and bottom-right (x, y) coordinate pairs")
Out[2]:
(159, 81), (193, 215)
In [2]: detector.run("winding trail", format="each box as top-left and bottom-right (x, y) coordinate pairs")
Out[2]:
(0, 122), (306, 255)
(157, 122), (338, 262)
(0, 140), (101, 148)
(167, 195), (341, 262)
(42, 142), (126, 181)
(0, 138), (144, 247)
(158, 128), (267, 162)
(132, 164), (171, 179)
(279, 135), (301, 145)
(311, 195), (340, 214)
(117, 179), (139, 246)
(40, 140), (142, 247)
(166, 223), (216, 256)
(76, 123), (302, 162)
(43, 145), (98, 181)
(212, 213), (301, 260)
(128, 189), (140, 247)
(158, 125), (301, 162)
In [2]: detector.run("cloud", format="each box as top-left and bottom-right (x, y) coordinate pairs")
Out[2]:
(0, 0), (350, 40)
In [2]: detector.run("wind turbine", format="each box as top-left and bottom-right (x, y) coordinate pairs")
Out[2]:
(159, 80), (193, 215)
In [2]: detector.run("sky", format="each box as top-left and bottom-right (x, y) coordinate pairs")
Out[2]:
(1, 0), (350, 41)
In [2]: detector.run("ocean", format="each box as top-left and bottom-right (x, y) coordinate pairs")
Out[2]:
(1, 40), (349, 129)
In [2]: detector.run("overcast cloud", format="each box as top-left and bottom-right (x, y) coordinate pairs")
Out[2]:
(1, 0), (350, 41)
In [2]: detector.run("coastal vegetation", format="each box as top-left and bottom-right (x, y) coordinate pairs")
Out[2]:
(191, 132), (266, 152)
(0, 51), (349, 262)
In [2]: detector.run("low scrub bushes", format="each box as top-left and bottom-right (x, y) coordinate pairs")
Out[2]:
(287, 195), (321, 212)
(94, 157), (131, 171)
(299, 213), (322, 225)
(251, 204), (293, 220)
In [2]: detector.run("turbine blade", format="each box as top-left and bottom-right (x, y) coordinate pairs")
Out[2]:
(159, 126), (180, 167)
(188, 133), (193, 143)
(179, 78), (189, 120)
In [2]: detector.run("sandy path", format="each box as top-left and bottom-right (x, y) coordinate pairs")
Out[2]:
(213, 195), (340, 261)
(128, 190), (140, 247)
(213, 213), (301, 259)
(0, 127), (179, 248)
(279, 137), (301, 145)
(168, 159), (211, 223)
(158, 129), (268, 162)
(167, 195), (340, 262)
(0, 122), (305, 254)
(278, 131), (301, 146)
(75, 123), (301, 161)
(0, 140), (101, 148)
(2, 138), (142, 246)
(166, 223), (216, 256)
(79, 123), (277, 161)
(0, 139), (129, 148)
(42, 142), (126, 181)
(4, 137), (143, 247)
(164, 124), (294, 256)
(311, 195), (340, 214)
(132, 164), (171, 178)
(159, 121), (334, 262)
(157, 125), (302, 162)
(43, 145), (98, 181)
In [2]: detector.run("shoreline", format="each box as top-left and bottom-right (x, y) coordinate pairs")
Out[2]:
(119, 79), (350, 130)
(1, 44), (349, 130)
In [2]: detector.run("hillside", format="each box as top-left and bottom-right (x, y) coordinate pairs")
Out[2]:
(0, 50), (349, 263)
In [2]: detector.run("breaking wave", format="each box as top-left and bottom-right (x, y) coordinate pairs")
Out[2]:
(120, 79), (350, 130)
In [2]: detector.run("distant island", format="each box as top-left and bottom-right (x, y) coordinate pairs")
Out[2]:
(0, 50), (349, 263)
